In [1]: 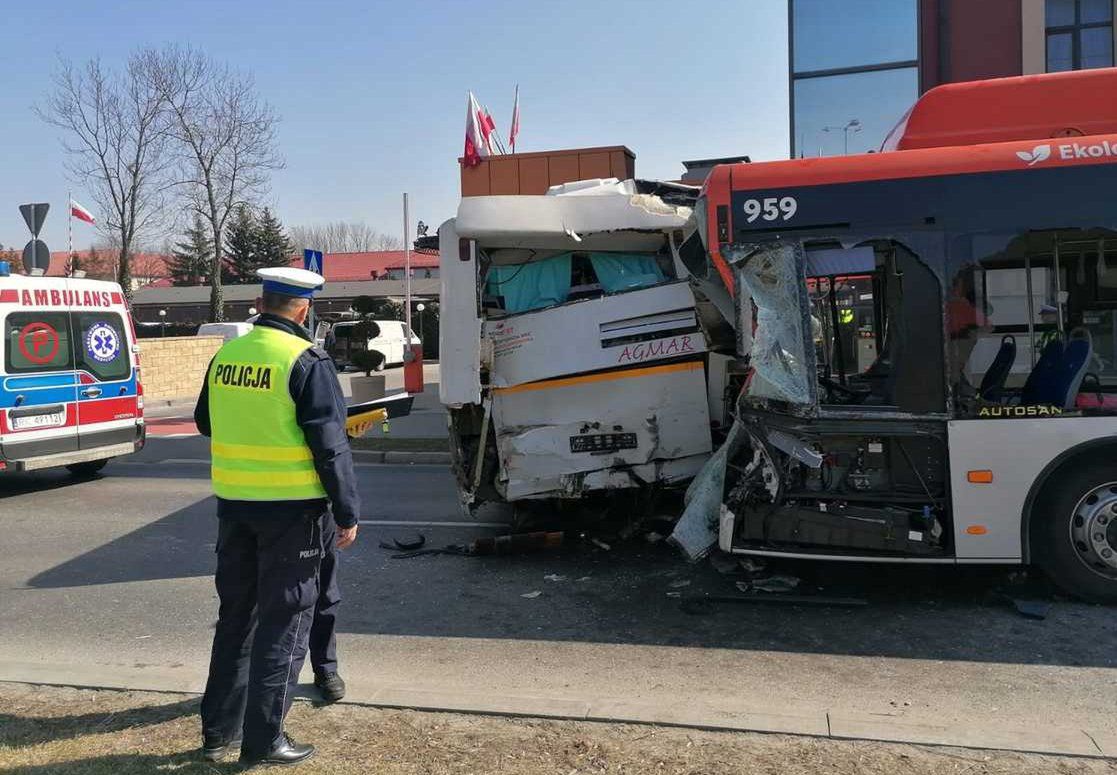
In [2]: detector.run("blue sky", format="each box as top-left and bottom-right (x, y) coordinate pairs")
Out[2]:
(0, 0), (789, 254)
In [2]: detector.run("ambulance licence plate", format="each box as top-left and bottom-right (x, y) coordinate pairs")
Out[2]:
(11, 411), (65, 430)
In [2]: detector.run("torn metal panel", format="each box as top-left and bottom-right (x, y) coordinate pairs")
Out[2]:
(490, 362), (712, 501)
(437, 219), (483, 406)
(669, 417), (746, 561)
(455, 178), (694, 250)
(484, 281), (706, 388)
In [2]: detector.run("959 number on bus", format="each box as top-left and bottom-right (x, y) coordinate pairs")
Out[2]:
(742, 196), (797, 223)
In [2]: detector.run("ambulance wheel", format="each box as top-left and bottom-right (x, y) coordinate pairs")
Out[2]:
(1037, 461), (1117, 603)
(67, 459), (109, 478)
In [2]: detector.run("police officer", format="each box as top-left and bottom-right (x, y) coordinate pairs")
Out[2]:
(195, 267), (359, 768)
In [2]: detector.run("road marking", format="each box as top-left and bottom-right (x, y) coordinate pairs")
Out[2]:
(358, 520), (511, 528)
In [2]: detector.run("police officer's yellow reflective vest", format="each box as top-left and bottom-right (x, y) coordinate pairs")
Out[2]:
(207, 326), (326, 501)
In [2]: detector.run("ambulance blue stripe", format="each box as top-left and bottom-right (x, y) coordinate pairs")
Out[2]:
(4, 374), (77, 389)
(0, 369), (137, 408)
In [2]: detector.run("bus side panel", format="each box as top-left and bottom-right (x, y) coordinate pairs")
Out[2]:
(948, 417), (1117, 559)
(438, 220), (482, 406)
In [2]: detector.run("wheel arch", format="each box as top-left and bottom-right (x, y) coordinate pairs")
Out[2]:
(1020, 437), (1117, 563)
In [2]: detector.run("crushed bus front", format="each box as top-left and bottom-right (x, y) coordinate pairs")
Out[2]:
(438, 178), (738, 512)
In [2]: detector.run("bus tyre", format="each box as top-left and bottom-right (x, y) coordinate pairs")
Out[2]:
(67, 459), (109, 478)
(1038, 462), (1117, 603)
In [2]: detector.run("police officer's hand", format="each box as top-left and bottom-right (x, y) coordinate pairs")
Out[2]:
(337, 524), (359, 550)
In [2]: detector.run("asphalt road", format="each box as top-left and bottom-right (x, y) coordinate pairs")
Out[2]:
(2, 437), (1116, 754)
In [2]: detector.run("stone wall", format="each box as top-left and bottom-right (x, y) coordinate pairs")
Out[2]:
(139, 336), (223, 401)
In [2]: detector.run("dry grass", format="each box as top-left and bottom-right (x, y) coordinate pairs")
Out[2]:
(0, 683), (1113, 774)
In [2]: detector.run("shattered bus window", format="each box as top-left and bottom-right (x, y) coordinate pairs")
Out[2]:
(730, 242), (814, 406)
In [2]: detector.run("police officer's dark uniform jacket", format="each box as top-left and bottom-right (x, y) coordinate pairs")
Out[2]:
(194, 311), (358, 761)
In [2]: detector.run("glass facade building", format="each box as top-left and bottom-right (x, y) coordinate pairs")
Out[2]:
(789, 1), (1117, 159)
(790, 0), (920, 157)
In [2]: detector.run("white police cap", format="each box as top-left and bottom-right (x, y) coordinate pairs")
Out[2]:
(257, 267), (325, 299)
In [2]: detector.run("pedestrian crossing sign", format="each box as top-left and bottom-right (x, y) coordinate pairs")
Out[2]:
(303, 249), (323, 275)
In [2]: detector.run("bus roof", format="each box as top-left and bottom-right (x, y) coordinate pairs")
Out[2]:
(882, 69), (1117, 152)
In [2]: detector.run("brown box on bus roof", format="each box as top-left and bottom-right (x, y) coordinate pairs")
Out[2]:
(458, 146), (636, 196)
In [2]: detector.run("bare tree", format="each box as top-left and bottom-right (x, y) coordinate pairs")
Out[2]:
(145, 46), (282, 321)
(39, 55), (170, 303)
(289, 220), (402, 254)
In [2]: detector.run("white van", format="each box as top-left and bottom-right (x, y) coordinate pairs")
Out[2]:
(328, 320), (420, 371)
(197, 321), (254, 343)
(0, 263), (145, 476)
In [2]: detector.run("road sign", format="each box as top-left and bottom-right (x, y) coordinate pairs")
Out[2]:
(19, 203), (50, 237)
(303, 249), (323, 275)
(22, 239), (50, 273)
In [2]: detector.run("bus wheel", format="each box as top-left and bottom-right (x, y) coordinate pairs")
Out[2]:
(1038, 462), (1117, 603)
(67, 459), (109, 478)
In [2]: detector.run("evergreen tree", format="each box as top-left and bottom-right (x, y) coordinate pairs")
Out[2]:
(223, 206), (258, 284)
(253, 207), (293, 269)
(169, 217), (213, 287)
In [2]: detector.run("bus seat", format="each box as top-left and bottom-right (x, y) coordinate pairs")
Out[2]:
(978, 335), (1016, 403)
(1052, 339), (1093, 409)
(1021, 339), (1064, 405)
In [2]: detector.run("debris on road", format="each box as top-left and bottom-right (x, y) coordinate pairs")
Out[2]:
(590, 537), (612, 552)
(520, 591), (542, 599)
(378, 534), (427, 552)
(750, 574), (801, 593)
(473, 531), (564, 556)
(738, 557), (767, 576)
(708, 552), (740, 575)
(544, 574), (567, 583)
(668, 579), (692, 589)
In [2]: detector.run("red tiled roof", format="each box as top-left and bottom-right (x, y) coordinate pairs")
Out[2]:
(44, 250), (172, 278)
(287, 250), (439, 282)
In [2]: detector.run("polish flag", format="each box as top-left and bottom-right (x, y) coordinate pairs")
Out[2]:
(463, 91), (496, 167)
(509, 85), (520, 153)
(70, 199), (96, 225)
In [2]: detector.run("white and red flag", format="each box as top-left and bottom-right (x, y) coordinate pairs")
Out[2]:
(70, 199), (95, 225)
(463, 91), (496, 167)
(509, 85), (520, 153)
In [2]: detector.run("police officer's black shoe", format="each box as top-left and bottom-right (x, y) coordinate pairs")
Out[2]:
(201, 735), (241, 762)
(239, 733), (315, 768)
(314, 671), (346, 703)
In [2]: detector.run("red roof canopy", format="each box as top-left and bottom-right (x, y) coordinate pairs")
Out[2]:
(883, 69), (1117, 152)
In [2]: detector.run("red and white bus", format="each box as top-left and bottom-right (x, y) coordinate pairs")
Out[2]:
(693, 69), (1117, 601)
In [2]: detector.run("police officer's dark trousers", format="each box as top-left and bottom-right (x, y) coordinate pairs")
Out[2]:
(309, 514), (340, 676)
(200, 510), (325, 757)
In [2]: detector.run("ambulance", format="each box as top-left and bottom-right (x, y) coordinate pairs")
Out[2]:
(0, 261), (145, 476)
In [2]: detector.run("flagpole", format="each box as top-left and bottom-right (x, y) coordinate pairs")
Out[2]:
(510, 84), (519, 153)
(403, 192), (412, 356)
(67, 190), (72, 276)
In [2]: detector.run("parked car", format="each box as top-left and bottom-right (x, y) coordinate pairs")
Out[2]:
(196, 321), (253, 342)
(328, 320), (420, 371)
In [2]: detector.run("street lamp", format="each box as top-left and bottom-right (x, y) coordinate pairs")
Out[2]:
(416, 302), (426, 341)
(822, 119), (862, 155)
